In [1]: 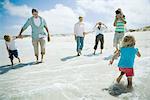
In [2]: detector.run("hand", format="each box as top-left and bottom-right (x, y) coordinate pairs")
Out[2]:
(109, 60), (113, 65)
(47, 35), (50, 42)
(17, 35), (23, 39)
(83, 32), (88, 36)
(116, 15), (120, 19)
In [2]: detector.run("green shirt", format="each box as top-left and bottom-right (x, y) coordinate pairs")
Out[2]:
(115, 17), (126, 33)
(22, 16), (47, 40)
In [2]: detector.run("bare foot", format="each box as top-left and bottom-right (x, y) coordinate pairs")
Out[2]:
(116, 78), (120, 83)
(127, 85), (133, 92)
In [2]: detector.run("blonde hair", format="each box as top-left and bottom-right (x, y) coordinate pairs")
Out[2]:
(4, 35), (11, 42)
(122, 35), (136, 47)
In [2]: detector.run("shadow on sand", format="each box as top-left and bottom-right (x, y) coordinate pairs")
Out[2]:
(103, 55), (113, 60)
(0, 62), (36, 74)
(61, 55), (78, 61)
(84, 53), (100, 57)
(102, 83), (132, 96)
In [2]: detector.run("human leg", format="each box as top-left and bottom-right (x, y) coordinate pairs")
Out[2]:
(32, 39), (39, 62)
(39, 38), (46, 62)
(116, 71), (125, 83)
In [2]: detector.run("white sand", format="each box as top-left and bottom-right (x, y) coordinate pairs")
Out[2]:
(0, 31), (150, 100)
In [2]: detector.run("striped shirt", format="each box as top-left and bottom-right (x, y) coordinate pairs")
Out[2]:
(115, 17), (126, 33)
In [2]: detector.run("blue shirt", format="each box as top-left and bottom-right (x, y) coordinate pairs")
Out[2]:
(118, 47), (138, 68)
(115, 17), (126, 33)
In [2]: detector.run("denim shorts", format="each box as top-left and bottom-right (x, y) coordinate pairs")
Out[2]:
(9, 50), (18, 60)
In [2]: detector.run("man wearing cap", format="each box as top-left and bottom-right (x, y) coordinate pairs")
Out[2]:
(74, 16), (86, 56)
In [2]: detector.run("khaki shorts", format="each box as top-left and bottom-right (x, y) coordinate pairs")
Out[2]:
(32, 38), (46, 56)
(113, 32), (124, 48)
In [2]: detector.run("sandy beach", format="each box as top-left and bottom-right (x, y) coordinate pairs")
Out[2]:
(0, 31), (150, 100)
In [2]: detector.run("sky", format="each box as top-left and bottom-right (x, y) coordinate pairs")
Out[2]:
(0, 0), (150, 36)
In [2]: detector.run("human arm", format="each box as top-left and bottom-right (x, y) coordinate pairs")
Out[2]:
(136, 49), (141, 57)
(74, 24), (77, 40)
(18, 18), (31, 38)
(113, 17), (117, 26)
(85, 24), (97, 34)
(120, 17), (126, 24)
(74, 34), (76, 40)
(109, 50), (120, 65)
(101, 23), (107, 28)
(5, 43), (10, 55)
(44, 26), (50, 42)
(43, 19), (50, 42)
(136, 51), (141, 57)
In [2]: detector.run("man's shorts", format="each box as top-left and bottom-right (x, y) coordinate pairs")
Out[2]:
(119, 67), (134, 77)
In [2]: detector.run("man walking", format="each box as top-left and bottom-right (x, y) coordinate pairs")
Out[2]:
(74, 16), (86, 56)
(18, 9), (50, 63)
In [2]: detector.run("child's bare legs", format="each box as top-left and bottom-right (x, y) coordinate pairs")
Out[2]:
(9, 54), (14, 66)
(114, 46), (119, 53)
(10, 59), (14, 66)
(127, 77), (133, 89)
(116, 72), (125, 83)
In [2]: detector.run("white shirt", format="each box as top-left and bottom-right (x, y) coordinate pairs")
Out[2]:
(74, 22), (85, 37)
(34, 17), (41, 27)
(5, 37), (17, 50)
(93, 26), (106, 36)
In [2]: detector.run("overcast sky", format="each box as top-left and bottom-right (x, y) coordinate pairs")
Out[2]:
(0, 0), (150, 36)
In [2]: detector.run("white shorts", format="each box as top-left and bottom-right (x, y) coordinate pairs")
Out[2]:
(113, 32), (124, 48)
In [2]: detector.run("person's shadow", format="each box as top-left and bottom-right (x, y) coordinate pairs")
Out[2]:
(84, 53), (100, 57)
(103, 55), (113, 60)
(0, 62), (35, 74)
(61, 55), (78, 61)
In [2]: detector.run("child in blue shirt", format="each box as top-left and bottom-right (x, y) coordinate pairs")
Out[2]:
(109, 35), (141, 89)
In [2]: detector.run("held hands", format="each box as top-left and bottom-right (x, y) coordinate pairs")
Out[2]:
(17, 35), (23, 39)
(83, 32), (88, 36)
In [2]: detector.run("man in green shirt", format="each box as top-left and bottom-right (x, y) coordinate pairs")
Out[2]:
(113, 8), (126, 53)
(18, 9), (50, 63)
